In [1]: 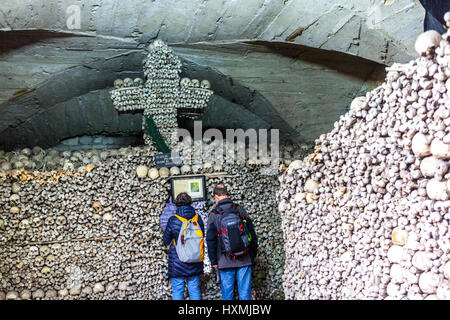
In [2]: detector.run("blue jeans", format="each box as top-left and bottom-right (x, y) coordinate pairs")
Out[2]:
(219, 266), (252, 300)
(171, 276), (201, 300)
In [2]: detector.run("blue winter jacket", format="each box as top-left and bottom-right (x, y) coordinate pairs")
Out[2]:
(162, 205), (205, 279)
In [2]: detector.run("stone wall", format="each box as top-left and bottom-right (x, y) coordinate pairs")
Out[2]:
(0, 0), (424, 65)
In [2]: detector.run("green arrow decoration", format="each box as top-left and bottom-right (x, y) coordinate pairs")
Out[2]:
(144, 114), (171, 153)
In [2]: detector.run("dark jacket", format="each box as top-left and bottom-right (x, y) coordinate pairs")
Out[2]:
(206, 198), (258, 269)
(419, 0), (450, 34)
(163, 205), (205, 278)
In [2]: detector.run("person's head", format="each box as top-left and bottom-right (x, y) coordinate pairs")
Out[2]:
(175, 192), (192, 207)
(214, 183), (230, 204)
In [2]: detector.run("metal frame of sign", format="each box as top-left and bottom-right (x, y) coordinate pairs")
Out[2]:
(170, 175), (207, 202)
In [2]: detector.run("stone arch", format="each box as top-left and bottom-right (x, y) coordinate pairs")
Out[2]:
(0, 32), (295, 150)
(0, 0), (424, 65)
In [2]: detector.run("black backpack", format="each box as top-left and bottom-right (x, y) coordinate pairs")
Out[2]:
(214, 204), (251, 258)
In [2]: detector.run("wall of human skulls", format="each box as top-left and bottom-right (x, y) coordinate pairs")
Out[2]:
(277, 25), (450, 300)
(110, 40), (213, 153)
(0, 140), (309, 300)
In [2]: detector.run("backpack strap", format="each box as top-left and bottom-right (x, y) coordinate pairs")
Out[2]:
(174, 214), (187, 223)
(175, 214), (199, 225)
(166, 215), (187, 250)
(165, 238), (176, 250)
(208, 207), (219, 216)
(212, 208), (224, 237)
(230, 204), (247, 221)
(232, 204), (252, 243)
(227, 247), (249, 260)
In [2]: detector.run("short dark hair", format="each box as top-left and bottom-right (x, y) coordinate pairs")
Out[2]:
(214, 184), (229, 197)
(175, 192), (192, 207)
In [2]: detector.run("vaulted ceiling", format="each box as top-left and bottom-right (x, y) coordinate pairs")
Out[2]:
(0, 0), (424, 150)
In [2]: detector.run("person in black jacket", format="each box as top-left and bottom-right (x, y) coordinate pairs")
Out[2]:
(163, 192), (204, 300)
(206, 184), (258, 300)
(419, 0), (450, 34)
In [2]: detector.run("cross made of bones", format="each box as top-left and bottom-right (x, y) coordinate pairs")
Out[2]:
(110, 42), (213, 151)
(110, 81), (212, 151)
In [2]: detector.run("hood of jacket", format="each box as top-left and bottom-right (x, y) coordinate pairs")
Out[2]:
(175, 205), (196, 219)
(217, 198), (234, 212)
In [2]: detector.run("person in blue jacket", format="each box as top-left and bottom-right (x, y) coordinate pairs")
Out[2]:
(163, 192), (205, 300)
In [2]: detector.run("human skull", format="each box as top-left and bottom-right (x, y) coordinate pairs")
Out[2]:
(32, 146), (45, 156)
(169, 166), (180, 176)
(12, 182), (21, 194)
(153, 39), (165, 48)
(13, 161), (24, 169)
(203, 162), (212, 170)
(180, 78), (191, 87)
(99, 151), (109, 161)
(92, 202), (102, 213)
(114, 79), (124, 89)
(41, 267), (52, 279)
(415, 30), (442, 55)
(134, 77), (144, 86)
(51, 244), (62, 255)
(55, 216), (66, 226)
(32, 217), (42, 228)
(180, 165), (191, 174)
(10, 206), (20, 214)
(148, 168), (159, 180)
(61, 151), (71, 159)
(34, 256), (45, 267)
(0, 162), (11, 171)
(123, 78), (134, 87)
(10, 194), (20, 203)
(93, 283), (105, 294)
(191, 79), (200, 87)
(29, 246), (39, 257)
(159, 167), (170, 177)
(200, 80), (211, 89)
(63, 161), (74, 171)
(45, 255), (56, 267)
(44, 216), (54, 226)
(20, 290), (31, 300)
(40, 246), (51, 257)
(103, 213), (113, 222)
(23, 160), (34, 170)
(67, 214), (77, 224)
(21, 148), (32, 157)
(19, 219), (30, 230)
(136, 165), (149, 178)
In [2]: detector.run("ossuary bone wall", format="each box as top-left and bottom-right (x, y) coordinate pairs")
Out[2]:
(278, 27), (450, 300)
(0, 144), (291, 300)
